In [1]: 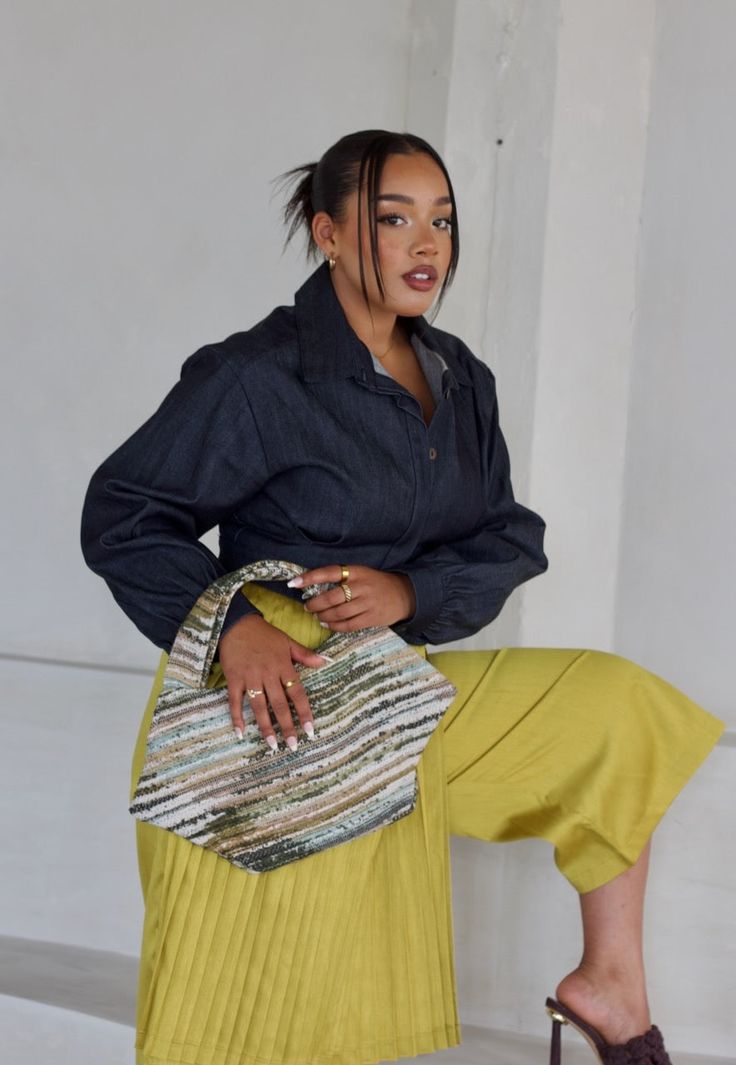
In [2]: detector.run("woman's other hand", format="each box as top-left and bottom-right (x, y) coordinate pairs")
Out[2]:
(218, 615), (329, 752)
(291, 565), (416, 631)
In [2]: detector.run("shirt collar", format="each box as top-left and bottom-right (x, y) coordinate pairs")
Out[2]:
(372, 336), (448, 404)
(294, 262), (471, 388)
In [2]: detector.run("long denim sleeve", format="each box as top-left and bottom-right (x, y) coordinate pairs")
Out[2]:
(81, 348), (267, 650)
(81, 263), (548, 651)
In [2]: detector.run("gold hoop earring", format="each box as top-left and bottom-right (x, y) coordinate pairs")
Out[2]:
(327, 256), (336, 271)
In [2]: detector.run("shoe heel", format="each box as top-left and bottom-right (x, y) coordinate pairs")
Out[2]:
(545, 995), (672, 1065)
(545, 1004), (569, 1065)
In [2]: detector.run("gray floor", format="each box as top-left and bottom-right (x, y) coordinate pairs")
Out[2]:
(0, 935), (137, 1027)
(1, 936), (733, 1065)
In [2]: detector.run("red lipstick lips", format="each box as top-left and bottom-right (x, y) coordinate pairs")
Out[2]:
(402, 265), (438, 292)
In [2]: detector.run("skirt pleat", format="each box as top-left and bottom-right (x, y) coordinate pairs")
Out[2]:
(130, 585), (723, 1065)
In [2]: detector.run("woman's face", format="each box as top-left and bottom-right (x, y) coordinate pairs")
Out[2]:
(320, 151), (454, 322)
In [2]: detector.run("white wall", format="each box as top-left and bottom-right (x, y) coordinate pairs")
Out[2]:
(521, 0), (657, 651)
(0, 0), (412, 670)
(438, 2), (735, 1055)
(615, 0), (736, 728)
(437, 0), (561, 648)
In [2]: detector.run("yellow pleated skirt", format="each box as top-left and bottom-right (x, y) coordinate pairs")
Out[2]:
(130, 586), (724, 1065)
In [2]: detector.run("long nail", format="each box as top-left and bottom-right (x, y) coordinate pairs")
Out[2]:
(303, 721), (315, 740)
(265, 734), (278, 751)
(287, 576), (304, 587)
(286, 736), (298, 751)
(233, 726), (243, 740)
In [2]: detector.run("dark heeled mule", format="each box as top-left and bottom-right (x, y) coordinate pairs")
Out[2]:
(545, 996), (673, 1065)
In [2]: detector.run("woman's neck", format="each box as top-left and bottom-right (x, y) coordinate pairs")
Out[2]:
(330, 272), (400, 359)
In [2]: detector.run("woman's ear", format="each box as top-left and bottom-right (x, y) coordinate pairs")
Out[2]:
(312, 211), (337, 259)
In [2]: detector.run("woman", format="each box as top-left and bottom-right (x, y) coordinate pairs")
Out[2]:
(81, 130), (723, 1065)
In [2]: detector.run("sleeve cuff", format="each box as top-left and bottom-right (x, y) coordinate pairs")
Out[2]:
(388, 567), (444, 643)
(221, 590), (263, 638)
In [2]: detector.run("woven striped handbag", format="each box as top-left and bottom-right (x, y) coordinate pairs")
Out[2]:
(129, 559), (457, 873)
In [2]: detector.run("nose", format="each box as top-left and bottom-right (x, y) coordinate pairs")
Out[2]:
(410, 222), (439, 257)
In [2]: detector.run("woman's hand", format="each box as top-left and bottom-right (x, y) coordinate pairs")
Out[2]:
(218, 614), (330, 752)
(290, 565), (416, 631)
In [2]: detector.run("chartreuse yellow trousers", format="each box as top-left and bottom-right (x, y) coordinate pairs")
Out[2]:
(130, 585), (723, 1065)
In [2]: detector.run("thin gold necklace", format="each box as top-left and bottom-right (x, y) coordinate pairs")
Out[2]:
(371, 333), (398, 360)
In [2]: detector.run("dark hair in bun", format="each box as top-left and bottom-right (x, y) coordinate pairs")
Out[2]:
(277, 129), (459, 312)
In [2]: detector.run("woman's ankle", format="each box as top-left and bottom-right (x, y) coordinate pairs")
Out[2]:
(555, 964), (651, 1044)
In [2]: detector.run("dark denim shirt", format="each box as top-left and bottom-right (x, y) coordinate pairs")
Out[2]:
(81, 263), (548, 651)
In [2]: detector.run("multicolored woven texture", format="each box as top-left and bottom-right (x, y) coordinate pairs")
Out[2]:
(129, 560), (457, 872)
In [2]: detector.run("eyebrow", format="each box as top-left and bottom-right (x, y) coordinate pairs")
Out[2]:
(374, 193), (452, 206)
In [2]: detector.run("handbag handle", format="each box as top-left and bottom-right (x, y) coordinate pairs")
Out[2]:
(165, 559), (335, 689)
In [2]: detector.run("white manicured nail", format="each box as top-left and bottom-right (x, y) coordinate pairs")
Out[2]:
(318, 654), (334, 664)
(287, 577), (304, 587)
(303, 721), (315, 739)
(265, 734), (278, 751)
(286, 736), (298, 751)
(319, 622), (330, 629)
(233, 726), (243, 740)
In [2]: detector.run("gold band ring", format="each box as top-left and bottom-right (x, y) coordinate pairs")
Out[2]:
(340, 565), (350, 582)
(282, 678), (299, 690)
(341, 581), (352, 603)
(246, 688), (264, 698)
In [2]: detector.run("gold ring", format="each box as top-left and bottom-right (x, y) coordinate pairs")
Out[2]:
(340, 565), (350, 582)
(282, 678), (299, 690)
(341, 581), (352, 602)
(246, 688), (264, 698)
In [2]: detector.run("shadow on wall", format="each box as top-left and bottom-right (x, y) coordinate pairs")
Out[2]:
(0, 935), (136, 1027)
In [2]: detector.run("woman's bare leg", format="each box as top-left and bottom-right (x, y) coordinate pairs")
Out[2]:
(555, 839), (653, 1044)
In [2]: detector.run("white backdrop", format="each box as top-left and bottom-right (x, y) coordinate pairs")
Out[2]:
(614, 0), (736, 725)
(2, 0), (415, 668)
